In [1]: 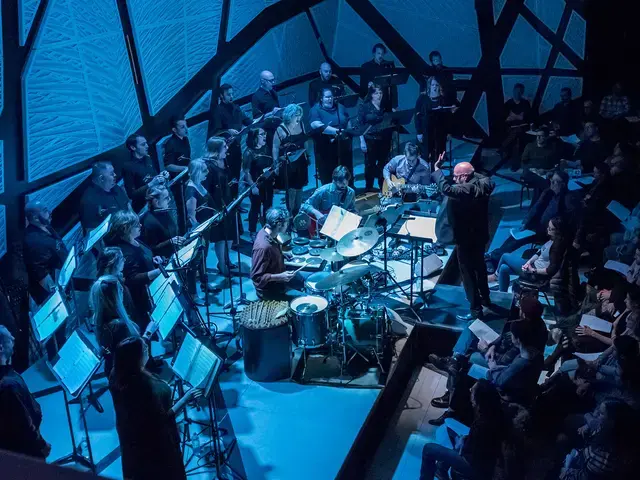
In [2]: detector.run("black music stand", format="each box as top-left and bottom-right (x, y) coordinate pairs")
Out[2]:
(82, 214), (112, 254)
(48, 330), (103, 474)
(373, 71), (410, 91)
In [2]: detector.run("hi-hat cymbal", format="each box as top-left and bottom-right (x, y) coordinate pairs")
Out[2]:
(336, 227), (380, 257)
(315, 264), (377, 290)
(319, 249), (345, 263)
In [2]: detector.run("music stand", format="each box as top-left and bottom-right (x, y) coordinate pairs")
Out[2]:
(151, 281), (185, 341)
(58, 245), (77, 291)
(48, 330), (103, 474)
(31, 289), (69, 343)
(373, 71), (410, 90)
(320, 206), (362, 241)
(83, 214), (111, 253)
(334, 93), (361, 108)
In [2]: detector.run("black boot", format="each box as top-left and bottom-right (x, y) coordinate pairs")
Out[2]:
(430, 390), (450, 409)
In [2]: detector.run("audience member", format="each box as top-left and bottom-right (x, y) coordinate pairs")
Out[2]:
(571, 122), (609, 173)
(163, 116), (191, 172)
(420, 380), (506, 480)
(0, 325), (51, 459)
(486, 170), (580, 271)
(551, 87), (581, 136)
(501, 83), (533, 168)
(109, 336), (200, 480)
(80, 161), (131, 231)
(579, 100), (599, 130)
(521, 127), (559, 172)
(599, 82), (630, 121)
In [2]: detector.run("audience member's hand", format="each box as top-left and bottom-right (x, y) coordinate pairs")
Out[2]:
(575, 325), (594, 337)
(487, 357), (497, 370)
(575, 379), (590, 397)
(577, 424), (589, 438)
(597, 289), (611, 302)
(485, 345), (496, 363)
(477, 339), (489, 352)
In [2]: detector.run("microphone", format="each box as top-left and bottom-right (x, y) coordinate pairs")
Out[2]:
(158, 262), (170, 278)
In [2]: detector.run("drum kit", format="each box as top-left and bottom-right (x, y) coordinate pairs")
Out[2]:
(286, 227), (396, 374)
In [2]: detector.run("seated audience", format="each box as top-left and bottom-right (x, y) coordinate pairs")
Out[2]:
(486, 170), (580, 271)
(579, 99), (599, 130)
(0, 325), (51, 459)
(501, 83), (533, 168)
(599, 81), (630, 121)
(551, 87), (581, 136)
(489, 217), (569, 293)
(521, 127), (560, 191)
(573, 163), (614, 254)
(420, 380), (506, 480)
(80, 161), (131, 231)
(105, 210), (163, 331)
(570, 122), (609, 173)
(141, 185), (185, 258)
(109, 337), (200, 480)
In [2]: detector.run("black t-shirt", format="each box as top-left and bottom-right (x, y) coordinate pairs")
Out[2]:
(213, 102), (252, 132)
(23, 225), (68, 304)
(243, 146), (272, 183)
(359, 59), (398, 112)
(163, 134), (191, 169)
(251, 87), (280, 118)
(80, 183), (130, 231)
(141, 209), (179, 257)
(122, 155), (158, 212)
(504, 98), (532, 124)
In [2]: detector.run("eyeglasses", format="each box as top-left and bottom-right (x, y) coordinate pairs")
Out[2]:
(258, 132), (267, 137)
(265, 78), (276, 83)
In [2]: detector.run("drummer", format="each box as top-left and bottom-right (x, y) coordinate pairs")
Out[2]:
(250, 207), (306, 301)
(300, 166), (356, 231)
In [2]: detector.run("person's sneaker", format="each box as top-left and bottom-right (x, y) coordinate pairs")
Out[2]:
(428, 409), (452, 426)
(430, 390), (450, 409)
(428, 353), (456, 374)
(456, 312), (479, 322)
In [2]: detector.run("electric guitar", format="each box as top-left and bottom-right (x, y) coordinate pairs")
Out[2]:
(382, 175), (439, 199)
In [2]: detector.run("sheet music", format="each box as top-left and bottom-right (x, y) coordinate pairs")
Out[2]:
(510, 228), (536, 240)
(567, 180), (583, 191)
(172, 333), (199, 381)
(397, 216), (437, 240)
(320, 206), (362, 241)
(468, 319), (500, 344)
(577, 176), (595, 185)
(150, 273), (177, 300)
(538, 371), (549, 385)
(607, 201), (630, 222)
(172, 238), (200, 267)
(52, 333), (100, 396)
(188, 215), (218, 238)
(189, 345), (220, 390)
(468, 364), (489, 380)
(604, 260), (630, 276)
(151, 285), (175, 325)
(85, 214), (112, 251)
(580, 314), (613, 333)
(33, 290), (68, 342)
(158, 294), (183, 340)
(58, 246), (76, 289)
(560, 134), (580, 145)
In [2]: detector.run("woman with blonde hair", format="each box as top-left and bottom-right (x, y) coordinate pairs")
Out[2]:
(415, 76), (457, 162)
(141, 185), (184, 257)
(273, 104), (309, 217)
(105, 210), (163, 330)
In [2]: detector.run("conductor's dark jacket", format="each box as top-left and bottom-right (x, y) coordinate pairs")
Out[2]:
(434, 170), (495, 246)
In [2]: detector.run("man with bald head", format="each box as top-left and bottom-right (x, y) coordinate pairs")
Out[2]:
(251, 70), (281, 118)
(434, 155), (495, 321)
(308, 62), (344, 107)
(23, 201), (68, 306)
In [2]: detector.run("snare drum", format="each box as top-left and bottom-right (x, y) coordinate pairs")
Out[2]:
(290, 295), (329, 348)
(305, 272), (332, 299)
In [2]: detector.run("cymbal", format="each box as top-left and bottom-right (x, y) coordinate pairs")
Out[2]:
(319, 249), (345, 263)
(336, 227), (380, 257)
(315, 264), (377, 290)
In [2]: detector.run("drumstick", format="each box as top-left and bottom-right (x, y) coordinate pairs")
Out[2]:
(292, 261), (309, 274)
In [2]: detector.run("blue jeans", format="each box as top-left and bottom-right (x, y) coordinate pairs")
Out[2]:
(496, 252), (526, 292)
(420, 443), (475, 480)
(453, 319), (507, 356)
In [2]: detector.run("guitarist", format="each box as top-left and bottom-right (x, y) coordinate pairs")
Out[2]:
(383, 142), (435, 200)
(300, 166), (356, 234)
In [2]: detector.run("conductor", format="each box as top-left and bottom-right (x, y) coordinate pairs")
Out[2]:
(433, 155), (495, 321)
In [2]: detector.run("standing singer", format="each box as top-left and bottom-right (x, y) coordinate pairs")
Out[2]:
(360, 43), (397, 113)
(358, 84), (392, 191)
(415, 77), (458, 163)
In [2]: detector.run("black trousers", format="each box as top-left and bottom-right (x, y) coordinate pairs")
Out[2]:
(456, 242), (491, 316)
(315, 138), (354, 186)
(365, 134), (391, 189)
(248, 181), (274, 233)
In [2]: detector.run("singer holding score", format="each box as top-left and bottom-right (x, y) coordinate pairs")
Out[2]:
(104, 211), (164, 331)
(110, 337), (201, 480)
(415, 77), (458, 163)
(309, 88), (352, 185)
(358, 84), (392, 192)
(241, 128), (274, 240)
(141, 186), (185, 257)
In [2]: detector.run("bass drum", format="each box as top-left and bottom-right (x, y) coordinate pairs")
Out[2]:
(341, 305), (388, 351)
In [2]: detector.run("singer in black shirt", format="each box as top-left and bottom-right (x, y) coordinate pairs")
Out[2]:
(415, 77), (458, 162)
(163, 116), (191, 172)
(241, 128), (274, 237)
(251, 71), (280, 117)
(141, 186), (185, 258)
(80, 162), (131, 231)
(213, 84), (252, 133)
(308, 62), (345, 107)
(360, 43), (398, 113)
(358, 85), (391, 191)
(122, 134), (167, 212)
(428, 51), (456, 105)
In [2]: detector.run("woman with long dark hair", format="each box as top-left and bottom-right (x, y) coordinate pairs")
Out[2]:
(105, 211), (163, 331)
(109, 337), (201, 480)
(242, 128), (273, 240)
(358, 84), (391, 191)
